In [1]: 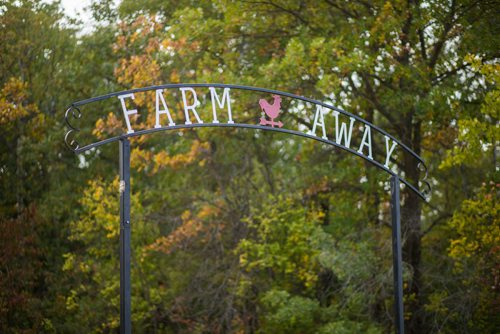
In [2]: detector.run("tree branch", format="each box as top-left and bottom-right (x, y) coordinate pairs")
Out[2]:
(353, 0), (374, 11)
(418, 28), (427, 61)
(431, 62), (470, 85)
(428, 0), (457, 69)
(364, 73), (396, 91)
(423, 213), (452, 236)
(323, 0), (359, 19)
(240, 0), (310, 26)
(358, 72), (399, 126)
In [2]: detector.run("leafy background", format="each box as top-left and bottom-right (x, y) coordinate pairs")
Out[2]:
(0, 0), (498, 333)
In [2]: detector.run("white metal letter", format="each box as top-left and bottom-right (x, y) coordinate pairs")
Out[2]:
(209, 87), (233, 124)
(155, 89), (175, 128)
(333, 110), (355, 148)
(309, 105), (328, 139)
(180, 87), (203, 125)
(118, 93), (138, 134)
(384, 135), (398, 168)
(357, 125), (373, 159)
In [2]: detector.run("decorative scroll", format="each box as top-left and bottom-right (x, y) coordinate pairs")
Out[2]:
(418, 162), (432, 197)
(64, 105), (81, 150)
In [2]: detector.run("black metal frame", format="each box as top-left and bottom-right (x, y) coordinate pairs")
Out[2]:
(65, 83), (431, 334)
(119, 139), (131, 334)
(391, 176), (404, 333)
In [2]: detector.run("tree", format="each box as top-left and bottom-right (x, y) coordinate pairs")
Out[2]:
(0, 1), (78, 331)
(112, 1), (499, 332)
(0, 1), (122, 331)
(447, 183), (499, 332)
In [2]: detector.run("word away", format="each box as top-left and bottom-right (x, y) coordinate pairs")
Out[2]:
(117, 87), (398, 169)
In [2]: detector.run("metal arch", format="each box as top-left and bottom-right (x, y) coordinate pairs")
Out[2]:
(74, 123), (428, 200)
(64, 83), (431, 199)
(64, 83), (429, 334)
(68, 84), (426, 163)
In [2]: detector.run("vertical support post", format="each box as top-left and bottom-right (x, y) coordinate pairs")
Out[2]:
(119, 138), (131, 334)
(391, 175), (404, 334)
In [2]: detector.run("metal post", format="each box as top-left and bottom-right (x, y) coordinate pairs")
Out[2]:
(391, 175), (404, 334)
(119, 138), (131, 334)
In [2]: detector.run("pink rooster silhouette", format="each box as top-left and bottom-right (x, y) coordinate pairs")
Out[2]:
(259, 95), (283, 128)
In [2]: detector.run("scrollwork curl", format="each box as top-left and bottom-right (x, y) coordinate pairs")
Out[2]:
(420, 180), (432, 198)
(64, 129), (80, 150)
(64, 105), (81, 151)
(417, 162), (431, 199)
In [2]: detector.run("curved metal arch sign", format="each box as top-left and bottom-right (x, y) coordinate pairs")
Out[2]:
(65, 83), (430, 199)
(64, 83), (430, 334)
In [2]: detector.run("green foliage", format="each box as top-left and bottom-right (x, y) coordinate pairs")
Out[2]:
(258, 289), (382, 334)
(446, 183), (500, 332)
(440, 58), (500, 170)
(259, 289), (320, 333)
(237, 196), (326, 291)
(448, 183), (499, 269)
(317, 320), (382, 334)
(63, 177), (169, 331)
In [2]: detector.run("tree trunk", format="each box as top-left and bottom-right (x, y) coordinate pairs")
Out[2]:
(402, 121), (423, 334)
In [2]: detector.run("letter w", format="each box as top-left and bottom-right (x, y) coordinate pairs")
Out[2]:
(333, 111), (355, 148)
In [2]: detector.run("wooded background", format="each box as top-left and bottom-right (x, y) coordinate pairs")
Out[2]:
(0, 0), (498, 333)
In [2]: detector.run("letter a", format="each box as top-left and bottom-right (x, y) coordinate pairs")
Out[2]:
(357, 125), (373, 159)
(117, 93), (138, 134)
(384, 135), (397, 168)
(309, 105), (328, 139)
(155, 89), (175, 128)
(180, 87), (203, 124)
